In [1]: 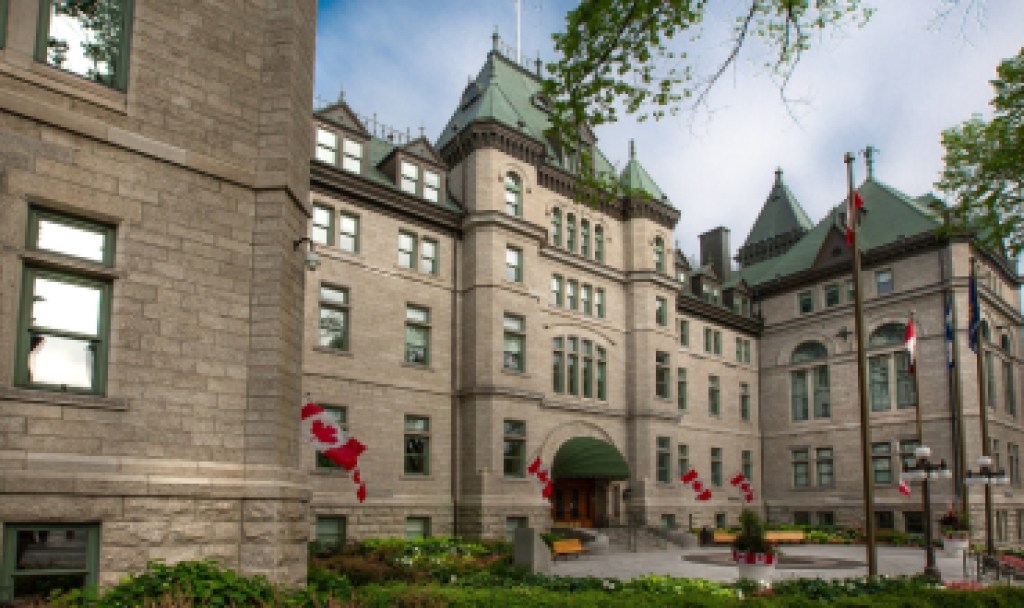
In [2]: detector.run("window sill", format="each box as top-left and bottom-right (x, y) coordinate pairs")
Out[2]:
(313, 346), (353, 357)
(503, 476), (532, 482)
(311, 469), (350, 477)
(0, 385), (128, 411)
(401, 362), (435, 372)
(0, 59), (128, 114)
(400, 475), (434, 481)
(18, 250), (123, 280)
(501, 368), (529, 378)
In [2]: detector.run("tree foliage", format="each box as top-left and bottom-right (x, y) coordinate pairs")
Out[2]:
(938, 47), (1024, 256)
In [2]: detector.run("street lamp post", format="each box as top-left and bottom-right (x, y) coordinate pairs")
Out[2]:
(965, 455), (1009, 556)
(903, 446), (952, 579)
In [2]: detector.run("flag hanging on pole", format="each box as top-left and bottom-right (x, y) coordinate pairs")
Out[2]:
(845, 191), (865, 245)
(904, 315), (917, 375)
(898, 478), (912, 497)
(944, 296), (955, 369)
(968, 265), (981, 352)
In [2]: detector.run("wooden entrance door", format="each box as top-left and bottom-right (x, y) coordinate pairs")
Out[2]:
(551, 479), (596, 528)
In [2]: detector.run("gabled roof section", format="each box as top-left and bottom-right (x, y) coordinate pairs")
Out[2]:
(315, 99), (370, 137)
(619, 139), (671, 206)
(401, 137), (444, 167)
(742, 168), (813, 248)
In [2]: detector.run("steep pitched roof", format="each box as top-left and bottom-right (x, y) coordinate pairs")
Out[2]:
(619, 140), (671, 205)
(742, 168), (813, 248)
(739, 178), (943, 287)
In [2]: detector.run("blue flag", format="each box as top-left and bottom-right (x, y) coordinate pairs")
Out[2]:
(968, 269), (980, 353)
(945, 296), (955, 368)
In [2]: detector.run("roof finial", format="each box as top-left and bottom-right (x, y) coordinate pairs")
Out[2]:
(863, 145), (877, 180)
(535, 52), (542, 77)
(492, 27), (500, 52)
(774, 166), (783, 184)
(629, 139), (636, 160)
(337, 87), (345, 103)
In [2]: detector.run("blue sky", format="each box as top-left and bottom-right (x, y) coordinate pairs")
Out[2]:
(315, 1), (1024, 260)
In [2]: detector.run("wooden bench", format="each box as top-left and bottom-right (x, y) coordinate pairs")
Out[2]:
(765, 530), (806, 543)
(713, 531), (737, 543)
(551, 538), (588, 559)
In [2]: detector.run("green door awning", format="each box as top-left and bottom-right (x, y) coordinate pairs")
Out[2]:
(552, 437), (629, 480)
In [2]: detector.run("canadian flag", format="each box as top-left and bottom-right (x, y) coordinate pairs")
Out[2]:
(898, 478), (912, 497)
(302, 401), (368, 502)
(681, 469), (699, 484)
(730, 473), (747, 487)
(696, 489), (713, 501)
(904, 315), (917, 374)
(845, 191), (865, 245)
(527, 456), (554, 502)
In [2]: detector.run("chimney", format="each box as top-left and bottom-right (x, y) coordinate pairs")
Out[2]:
(699, 227), (731, 283)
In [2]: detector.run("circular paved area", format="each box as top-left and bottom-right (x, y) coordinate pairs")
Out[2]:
(684, 552), (864, 570)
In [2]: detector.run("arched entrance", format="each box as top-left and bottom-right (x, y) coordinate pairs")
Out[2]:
(550, 437), (629, 528)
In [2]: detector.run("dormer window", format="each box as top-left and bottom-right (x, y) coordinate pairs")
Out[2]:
(401, 161), (419, 195)
(342, 139), (362, 173)
(423, 170), (441, 203)
(316, 128), (338, 164)
(504, 173), (522, 216)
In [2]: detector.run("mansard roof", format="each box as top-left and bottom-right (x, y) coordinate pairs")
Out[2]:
(742, 168), (813, 249)
(619, 140), (671, 206)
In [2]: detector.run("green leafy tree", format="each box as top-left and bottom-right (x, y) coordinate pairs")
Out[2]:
(938, 47), (1024, 256)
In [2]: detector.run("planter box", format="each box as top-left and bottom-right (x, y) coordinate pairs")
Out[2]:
(943, 537), (969, 558)
(733, 549), (776, 587)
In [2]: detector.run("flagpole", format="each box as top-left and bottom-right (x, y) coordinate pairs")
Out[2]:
(943, 219), (967, 515)
(848, 152), (877, 576)
(911, 310), (923, 443)
(971, 257), (994, 556)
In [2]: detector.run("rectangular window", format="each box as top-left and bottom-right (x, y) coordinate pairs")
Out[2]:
(899, 439), (920, 473)
(420, 238), (439, 275)
(656, 297), (668, 326)
(677, 368), (687, 410)
(582, 340), (593, 398)
(552, 337), (564, 393)
(315, 128), (338, 164)
(816, 447), (834, 486)
(551, 210), (562, 246)
(710, 447), (722, 486)
(869, 355), (891, 411)
(715, 513), (726, 529)
(872, 442), (892, 485)
(874, 511), (895, 530)
(581, 284), (592, 315)
(318, 285), (349, 351)
(740, 383), (750, 421)
(551, 275), (563, 307)
(813, 366), (830, 418)
(594, 226), (604, 262)
(566, 279), (578, 310)
(404, 415), (430, 475)
(798, 291), (813, 314)
(506, 247), (523, 282)
(792, 449), (810, 487)
(36, 0), (134, 90)
(398, 231), (416, 268)
(0, 524), (100, 602)
(0, 0), (7, 48)
(817, 512), (835, 527)
(400, 161), (419, 195)
(338, 212), (359, 252)
(903, 512), (924, 535)
(704, 327), (713, 353)
(314, 406), (347, 469)
(17, 209), (115, 394)
(580, 220), (590, 257)
(423, 170), (441, 203)
(503, 315), (525, 372)
(404, 306), (430, 366)
(315, 517), (346, 553)
(986, 352), (996, 408)
(679, 319), (689, 347)
(846, 279), (855, 302)
(503, 420), (526, 477)
(791, 370), (809, 421)
(595, 288), (605, 318)
(742, 450), (753, 483)
(655, 351), (670, 399)
(708, 375), (720, 416)
(793, 511), (811, 525)
(875, 269), (894, 294)
(743, 340), (751, 364)
(567, 338), (579, 396)
(678, 444), (689, 477)
(656, 437), (671, 483)
(713, 331), (722, 355)
(824, 284), (840, 307)
(405, 517), (430, 540)
(1006, 362), (1016, 416)
(736, 337), (743, 362)
(566, 215), (576, 251)
(312, 205), (334, 246)
(596, 347), (607, 401)
(895, 352), (916, 408)
(342, 139), (363, 173)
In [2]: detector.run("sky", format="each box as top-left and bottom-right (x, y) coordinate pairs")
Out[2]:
(314, 0), (1023, 262)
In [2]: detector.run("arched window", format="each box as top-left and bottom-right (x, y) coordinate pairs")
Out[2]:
(789, 341), (829, 422)
(504, 172), (522, 216)
(580, 219), (590, 257)
(551, 208), (562, 246)
(594, 225), (604, 263)
(654, 236), (665, 273)
(566, 213), (577, 252)
(868, 322), (915, 411)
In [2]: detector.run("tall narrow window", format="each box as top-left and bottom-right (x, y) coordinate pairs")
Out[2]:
(792, 449), (810, 487)
(338, 212), (359, 252)
(397, 231), (416, 269)
(404, 415), (430, 475)
(824, 284), (840, 307)
(742, 450), (753, 483)
(1005, 361), (1016, 416)
(503, 420), (526, 477)
(872, 442), (892, 485)
(869, 355), (891, 411)
(895, 352), (916, 408)
(798, 291), (813, 314)
(503, 315), (525, 372)
(316, 128), (338, 164)
(899, 439), (920, 473)
(596, 346), (607, 400)
(420, 239), (439, 275)
(318, 285), (349, 351)
(654, 237), (665, 273)
(423, 170), (441, 203)
(656, 297), (668, 326)
(566, 213), (577, 251)
(736, 337), (743, 362)
(582, 340), (594, 398)
(580, 219), (590, 257)
(315, 407), (347, 469)
(552, 337), (565, 393)
(504, 172), (522, 216)
(342, 139), (363, 173)
(581, 285), (592, 315)
(740, 383), (750, 421)
(566, 279), (578, 310)
(678, 444), (689, 476)
(312, 205), (334, 246)
(708, 375), (720, 416)
(551, 275), (563, 307)
(37, 0), (134, 90)
(595, 288), (606, 318)
(875, 269), (894, 294)
(400, 161), (419, 195)
(567, 338), (579, 396)
(713, 331), (721, 355)
(791, 370), (809, 421)
(551, 208), (562, 246)
(679, 319), (689, 347)
(704, 328), (713, 353)
(986, 351), (997, 409)
(656, 437), (671, 483)
(655, 352), (670, 399)
(710, 447), (722, 486)
(676, 368), (687, 410)
(404, 306), (430, 366)
(813, 366), (830, 418)
(816, 448), (835, 486)
(506, 247), (523, 282)
(594, 225), (604, 262)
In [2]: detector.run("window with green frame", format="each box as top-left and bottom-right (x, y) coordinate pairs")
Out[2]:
(655, 351), (670, 398)
(404, 305), (430, 365)
(318, 285), (349, 351)
(503, 314), (525, 372)
(404, 415), (430, 475)
(36, 0), (134, 91)
(655, 296), (667, 326)
(656, 437), (671, 483)
(1, 524), (99, 602)
(677, 368), (687, 410)
(315, 406), (347, 469)
(502, 420), (526, 477)
(0, 0), (8, 48)
(314, 516), (346, 553)
(312, 205), (334, 246)
(17, 208), (115, 394)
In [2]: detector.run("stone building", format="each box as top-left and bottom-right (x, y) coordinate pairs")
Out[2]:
(0, 5), (1021, 603)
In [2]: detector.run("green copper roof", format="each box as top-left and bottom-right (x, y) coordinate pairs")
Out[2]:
(739, 178), (942, 286)
(551, 437), (629, 480)
(742, 169), (813, 248)
(619, 140), (670, 204)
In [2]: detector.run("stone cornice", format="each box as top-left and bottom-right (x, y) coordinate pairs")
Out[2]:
(677, 295), (762, 336)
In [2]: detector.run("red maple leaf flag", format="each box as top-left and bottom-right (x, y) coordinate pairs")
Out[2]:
(691, 480), (703, 492)
(845, 191), (865, 245)
(352, 469), (361, 484)
(536, 470), (550, 484)
(541, 481), (553, 500)
(744, 492), (755, 503)
(730, 473), (746, 486)
(739, 482), (751, 493)
(696, 489), (712, 501)
(904, 316), (917, 374)
(356, 483), (367, 503)
(527, 457), (542, 475)
(323, 438), (367, 471)
(681, 469), (699, 484)
(898, 479), (912, 497)
(301, 402), (347, 451)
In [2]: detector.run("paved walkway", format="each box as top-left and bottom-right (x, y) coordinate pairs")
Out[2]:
(551, 544), (980, 584)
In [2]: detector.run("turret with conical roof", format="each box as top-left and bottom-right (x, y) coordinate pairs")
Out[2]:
(619, 139), (672, 206)
(736, 168), (813, 268)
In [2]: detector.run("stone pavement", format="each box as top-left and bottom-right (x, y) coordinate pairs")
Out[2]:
(551, 544), (980, 584)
